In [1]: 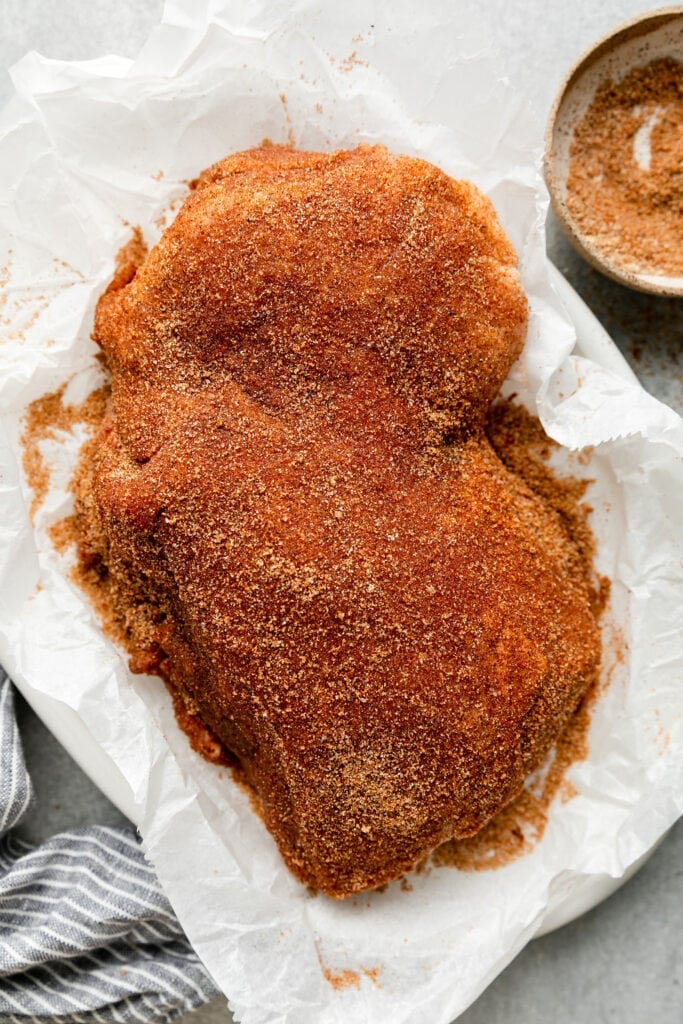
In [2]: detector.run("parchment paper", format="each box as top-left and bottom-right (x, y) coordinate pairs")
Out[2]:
(1, 2), (682, 1022)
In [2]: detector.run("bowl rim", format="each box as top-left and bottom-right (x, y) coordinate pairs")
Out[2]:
(544, 6), (683, 298)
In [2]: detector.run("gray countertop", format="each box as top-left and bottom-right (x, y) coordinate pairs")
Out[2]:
(3, 1), (682, 1022)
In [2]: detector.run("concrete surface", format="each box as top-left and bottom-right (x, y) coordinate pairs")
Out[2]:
(3, 0), (682, 1021)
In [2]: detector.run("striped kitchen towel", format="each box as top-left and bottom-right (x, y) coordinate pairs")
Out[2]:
(0, 670), (220, 1023)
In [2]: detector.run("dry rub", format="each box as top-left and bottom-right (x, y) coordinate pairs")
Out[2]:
(74, 145), (601, 897)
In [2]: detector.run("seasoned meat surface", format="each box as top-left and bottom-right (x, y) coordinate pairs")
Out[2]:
(76, 145), (600, 897)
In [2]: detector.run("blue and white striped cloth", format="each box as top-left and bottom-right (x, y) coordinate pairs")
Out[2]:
(0, 670), (220, 1022)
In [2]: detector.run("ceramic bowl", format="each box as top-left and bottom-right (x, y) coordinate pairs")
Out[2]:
(545, 8), (683, 297)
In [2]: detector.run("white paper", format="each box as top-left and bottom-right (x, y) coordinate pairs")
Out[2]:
(1, 2), (682, 1022)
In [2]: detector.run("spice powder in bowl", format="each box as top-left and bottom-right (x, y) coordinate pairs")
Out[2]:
(546, 9), (683, 296)
(567, 58), (682, 283)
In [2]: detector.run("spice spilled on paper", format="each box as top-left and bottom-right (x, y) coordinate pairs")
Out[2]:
(21, 383), (109, 521)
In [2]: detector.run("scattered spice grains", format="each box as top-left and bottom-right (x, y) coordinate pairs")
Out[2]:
(566, 57), (683, 278)
(323, 968), (360, 991)
(48, 514), (79, 555)
(321, 965), (382, 991)
(20, 383), (109, 520)
(21, 384), (128, 652)
(361, 966), (382, 987)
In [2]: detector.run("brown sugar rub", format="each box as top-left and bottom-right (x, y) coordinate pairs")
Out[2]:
(73, 144), (601, 898)
(566, 57), (683, 279)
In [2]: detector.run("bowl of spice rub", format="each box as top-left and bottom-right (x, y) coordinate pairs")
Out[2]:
(545, 8), (683, 296)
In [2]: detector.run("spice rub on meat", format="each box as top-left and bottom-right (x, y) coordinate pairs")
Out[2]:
(75, 144), (601, 897)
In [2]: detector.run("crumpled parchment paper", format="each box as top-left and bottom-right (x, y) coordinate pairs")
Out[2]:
(0, 2), (682, 1022)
